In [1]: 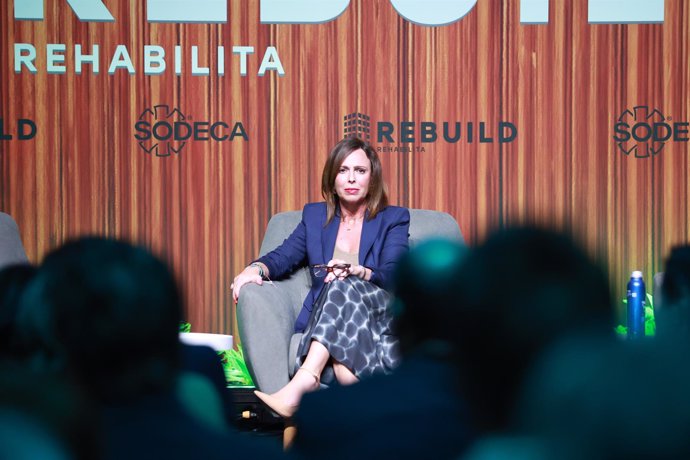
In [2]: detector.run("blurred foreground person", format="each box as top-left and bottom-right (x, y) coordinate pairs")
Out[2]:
(0, 263), (36, 361)
(17, 237), (284, 459)
(0, 363), (100, 460)
(454, 227), (613, 435)
(656, 245), (690, 339)
(294, 239), (472, 459)
(515, 338), (690, 460)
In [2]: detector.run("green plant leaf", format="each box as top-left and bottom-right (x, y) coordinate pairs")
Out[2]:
(618, 294), (656, 337)
(644, 305), (656, 336)
(218, 344), (254, 387)
(179, 321), (191, 333)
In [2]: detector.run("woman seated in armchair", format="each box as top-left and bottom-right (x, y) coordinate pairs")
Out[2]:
(231, 137), (410, 417)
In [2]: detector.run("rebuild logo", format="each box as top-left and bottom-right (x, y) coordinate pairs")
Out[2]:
(134, 104), (247, 157)
(0, 118), (37, 141)
(343, 113), (371, 141)
(342, 111), (517, 153)
(613, 106), (689, 159)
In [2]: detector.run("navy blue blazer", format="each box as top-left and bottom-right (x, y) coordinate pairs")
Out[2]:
(256, 202), (410, 332)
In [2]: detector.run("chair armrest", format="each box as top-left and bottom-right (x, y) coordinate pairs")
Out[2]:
(236, 282), (297, 393)
(0, 212), (28, 270)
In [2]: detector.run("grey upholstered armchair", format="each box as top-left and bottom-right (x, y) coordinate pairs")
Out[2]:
(0, 212), (29, 270)
(236, 209), (463, 394)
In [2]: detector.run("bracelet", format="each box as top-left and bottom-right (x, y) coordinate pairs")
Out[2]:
(249, 263), (265, 279)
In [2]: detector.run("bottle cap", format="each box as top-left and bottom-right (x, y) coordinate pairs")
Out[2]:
(631, 270), (643, 278)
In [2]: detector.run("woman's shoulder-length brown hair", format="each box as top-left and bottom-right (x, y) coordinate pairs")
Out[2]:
(321, 137), (389, 224)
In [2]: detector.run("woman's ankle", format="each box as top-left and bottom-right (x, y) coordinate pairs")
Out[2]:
(294, 367), (320, 392)
(298, 366), (320, 387)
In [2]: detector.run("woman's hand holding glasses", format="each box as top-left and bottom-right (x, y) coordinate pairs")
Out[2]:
(313, 259), (370, 283)
(313, 260), (350, 283)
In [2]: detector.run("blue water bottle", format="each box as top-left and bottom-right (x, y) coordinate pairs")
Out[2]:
(627, 270), (646, 339)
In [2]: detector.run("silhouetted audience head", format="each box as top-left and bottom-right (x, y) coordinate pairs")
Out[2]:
(516, 338), (690, 460)
(17, 237), (182, 403)
(657, 245), (690, 338)
(0, 263), (36, 359)
(392, 238), (467, 356)
(455, 226), (613, 433)
(0, 363), (100, 460)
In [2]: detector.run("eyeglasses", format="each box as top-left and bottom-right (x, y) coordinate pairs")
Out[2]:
(312, 263), (351, 278)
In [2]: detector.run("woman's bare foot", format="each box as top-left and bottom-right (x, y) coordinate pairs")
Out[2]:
(255, 367), (320, 417)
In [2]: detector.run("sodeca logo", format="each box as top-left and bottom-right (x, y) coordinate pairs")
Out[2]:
(134, 105), (247, 157)
(613, 106), (689, 159)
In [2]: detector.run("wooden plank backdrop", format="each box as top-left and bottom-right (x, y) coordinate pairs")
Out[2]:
(1, 0), (688, 337)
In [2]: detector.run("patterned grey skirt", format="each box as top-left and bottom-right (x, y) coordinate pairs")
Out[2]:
(296, 277), (401, 384)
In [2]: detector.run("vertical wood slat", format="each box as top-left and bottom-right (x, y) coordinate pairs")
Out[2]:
(1, 1), (688, 335)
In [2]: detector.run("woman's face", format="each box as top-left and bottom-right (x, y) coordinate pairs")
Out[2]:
(334, 148), (371, 207)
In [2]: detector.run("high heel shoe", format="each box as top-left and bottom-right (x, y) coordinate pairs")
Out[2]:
(254, 390), (297, 418)
(254, 367), (321, 418)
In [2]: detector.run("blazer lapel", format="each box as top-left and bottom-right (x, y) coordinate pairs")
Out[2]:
(359, 210), (382, 264)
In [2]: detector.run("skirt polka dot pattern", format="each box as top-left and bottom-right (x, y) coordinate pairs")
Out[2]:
(296, 277), (401, 384)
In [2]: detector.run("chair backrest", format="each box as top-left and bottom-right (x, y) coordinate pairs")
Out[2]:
(0, 212), (29, 270)
(408, 209), (464, 246)
(259, 208), (463, 257)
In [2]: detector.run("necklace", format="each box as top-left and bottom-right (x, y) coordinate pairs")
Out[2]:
(341, 214), (364, 231)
